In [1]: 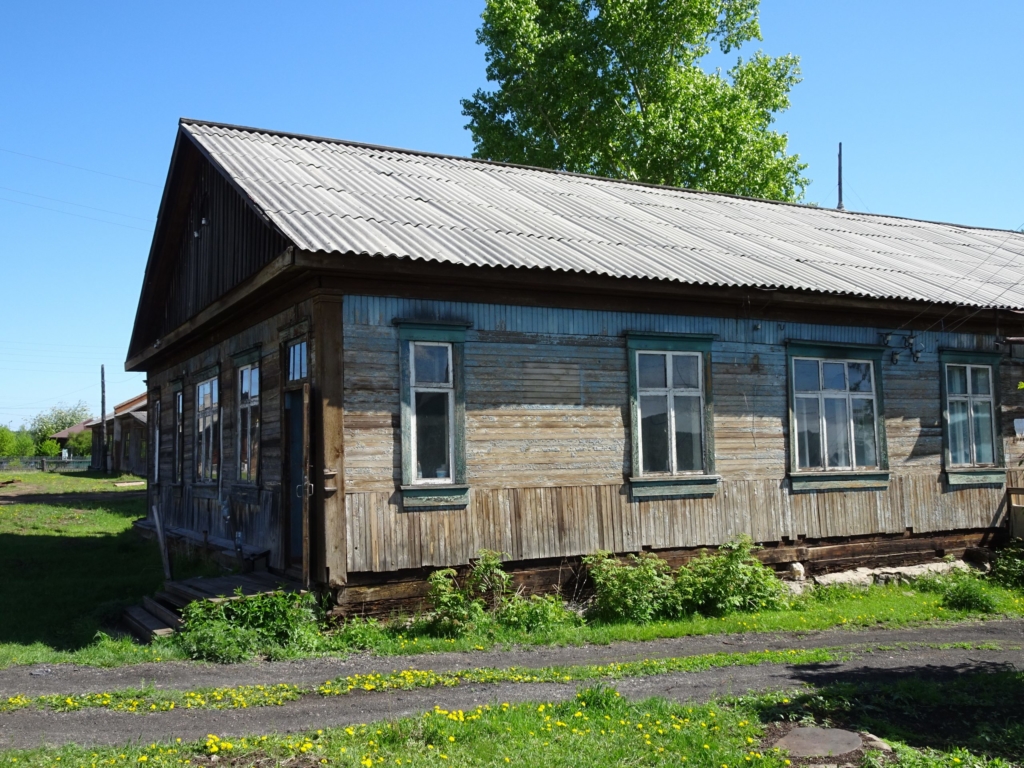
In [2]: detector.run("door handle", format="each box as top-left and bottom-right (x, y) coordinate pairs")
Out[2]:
(295, 483), (304, 499)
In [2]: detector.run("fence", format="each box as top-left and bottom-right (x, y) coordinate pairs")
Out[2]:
(0, 457), (93, 473)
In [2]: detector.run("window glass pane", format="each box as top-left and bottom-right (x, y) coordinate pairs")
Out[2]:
(639, 394), (670, 473)
(972, 400), (995, 464)
(414, 344), (450, 385)
(970, 367), (991, 396)
(947, 365), (968, 395)
(847, 362), (872, 393)
(638, 353), (667, 389)
(822, 362), (846, 391)
(948, 400), (970, 465)
(415, 391), (450, 479)
(251, 367), (259, 397)
(851, 398), (877, 468)
(794, 360), (820, 392)
(795, 397), (822, 469)
(671, 355), (699, 390)
(673, 395), (702, 472)
(824, 397), (851, 467)
(250, 403), (260, 482)
(240, 369), (250, 401)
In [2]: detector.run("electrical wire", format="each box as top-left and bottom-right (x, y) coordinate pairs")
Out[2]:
(0, 147), (159, 187)
(0, 196), (152, 232)
(0, 185), (153, 221)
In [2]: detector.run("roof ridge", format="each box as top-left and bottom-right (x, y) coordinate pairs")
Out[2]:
(180, 118), (1024, 239)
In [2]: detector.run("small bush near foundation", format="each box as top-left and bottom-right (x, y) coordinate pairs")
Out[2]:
(991, 538), (1024, 591)
(804, 583), (862, 605)
(672, 536), (789, 616)
(495, 593), (582, 632)
(918, 570), (997, 614)
(426, 568), (486, 637)
(175, 589), (323, 662)
(582, 551), (674, 624)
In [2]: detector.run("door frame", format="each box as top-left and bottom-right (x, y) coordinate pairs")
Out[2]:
(281, 335), (311, 585)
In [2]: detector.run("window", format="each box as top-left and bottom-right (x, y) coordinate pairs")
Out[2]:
(945, 363), (996, 467)
(173, 390), (183, 483)
(635, 351), (705, 474)
(397, 321), (469, 509)
(287, 340), (308, 381)
(411, 342), (454, 483)
(123, 430), (131, 464)
(626, 333), (717, 499)
(195, 377), (220, 482)
(792, 357), (879, 471)
(238, 364), (260, 482)
(152, 399), (160, 485)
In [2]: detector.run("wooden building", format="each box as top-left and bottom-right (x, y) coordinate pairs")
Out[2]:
(127, 120), (1024, 606)
(88, 393), (148, 476)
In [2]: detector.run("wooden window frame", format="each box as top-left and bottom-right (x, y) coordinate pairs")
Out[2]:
(940, 349), (1005, 487)
(785, 341), (889, 493)
(195, 375), (220, 483)
(237, 362), (261, 484)
(286, 339), (309, 383)
(626, 333), (719, 500)
(152, 397), (160, 485)
(172, 386), (184, 485)
(410, 341), (456, 486)
(397, 320), (469, 509)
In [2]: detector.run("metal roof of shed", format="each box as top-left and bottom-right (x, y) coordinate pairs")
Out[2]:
(182, 120), (1024, 311)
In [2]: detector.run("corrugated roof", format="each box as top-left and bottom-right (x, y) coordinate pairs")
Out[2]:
(182, 120), (1024, 311)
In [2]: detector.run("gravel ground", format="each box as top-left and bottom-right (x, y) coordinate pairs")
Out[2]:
(1, 644), (1020, 750)
(2, 619), (1021, 699)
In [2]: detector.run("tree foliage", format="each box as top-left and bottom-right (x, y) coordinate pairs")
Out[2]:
(35, 439), (61, 458)
(462, 0), (808, 201)
(0, 427), (35, 458)
(29, 401), (92, 444)
(66, 430), (92, 457)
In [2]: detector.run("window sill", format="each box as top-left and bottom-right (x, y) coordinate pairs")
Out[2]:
(789, 471), (889, 493)
(946, 468), (1005, 487)
(629, 475), (720, 500)
(401, 484), (469, 510)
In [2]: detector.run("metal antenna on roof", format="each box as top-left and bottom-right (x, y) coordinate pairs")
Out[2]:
(837, 143), (845, 211)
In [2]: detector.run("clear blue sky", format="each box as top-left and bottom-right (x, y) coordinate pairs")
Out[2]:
(1, 1), (1022, 428)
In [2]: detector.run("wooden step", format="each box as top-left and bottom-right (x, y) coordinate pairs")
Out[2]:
(123, 606), (175, 643)
(142, 596), (182, 629)
(163, 581), (211, 603)
(155, 589), (189, 610)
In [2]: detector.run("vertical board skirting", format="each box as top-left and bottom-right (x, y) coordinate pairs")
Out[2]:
(344, 473), (1007, 573)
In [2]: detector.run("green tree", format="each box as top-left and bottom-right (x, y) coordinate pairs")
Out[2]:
(29, 401), (92, 445)
(12, 431), (34, 457)
(35, 439), (61, 457)
(462, 0), (808, 201)
(0, 426), (15, 458)
(66, 430), (92, 457)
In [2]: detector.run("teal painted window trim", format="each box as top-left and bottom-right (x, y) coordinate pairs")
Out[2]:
(625, 333), (717, 499)
(789, 470), (890, 493)
(397, 322), (468, 508)
(785, 340), (889, 488)
(629, 475), (721, 500)
(946, 468), (1006, 487)
(939, 349), (1004, 481)
(401, 484), (471, 510)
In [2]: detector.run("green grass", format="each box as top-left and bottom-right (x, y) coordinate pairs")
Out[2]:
(0, 471), (211, 664)
(0, 469), (147, 495)
(1, 675), (1016, 767)
(324, 580), (1024, 657)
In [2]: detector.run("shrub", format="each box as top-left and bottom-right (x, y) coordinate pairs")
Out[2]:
(331, 617), (391, 651)
(582, 551), (673, 624)
(940, 571), (997, 613)
(174, 589), (323, 662)
(991, 539), (1024, 591)
(426, 568), (486, 637)
(35, 439), (60, 457)
(495, 593), (581, 632)
(466, 549), (513, 611)
(671, 536), (789, 617)
(805, 583), (861, 605)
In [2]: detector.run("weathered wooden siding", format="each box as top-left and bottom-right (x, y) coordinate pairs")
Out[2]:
(343, 295), (1020, 573)
(148, 300), (311, 567)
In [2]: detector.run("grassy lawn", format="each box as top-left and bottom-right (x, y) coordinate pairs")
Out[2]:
(324, 582), (1024, 657)
(2, 670), (1018, 767)
(0, 471), (200, 666)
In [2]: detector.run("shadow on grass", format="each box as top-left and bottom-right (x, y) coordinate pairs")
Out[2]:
(0, 528), (166, 650)
(748, 663), (1024, 761)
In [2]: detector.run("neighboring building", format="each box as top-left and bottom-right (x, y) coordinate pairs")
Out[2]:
(51, 419), (92, 453)
(87, 393), (148, 475)
(126, 119), (1024, 606)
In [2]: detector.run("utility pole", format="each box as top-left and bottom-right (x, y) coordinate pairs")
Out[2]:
(837, 142), (845, 211)
(101, 365), (107, 475)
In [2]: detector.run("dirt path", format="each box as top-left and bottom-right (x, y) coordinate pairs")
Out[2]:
(2, 645), (1020, 750)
